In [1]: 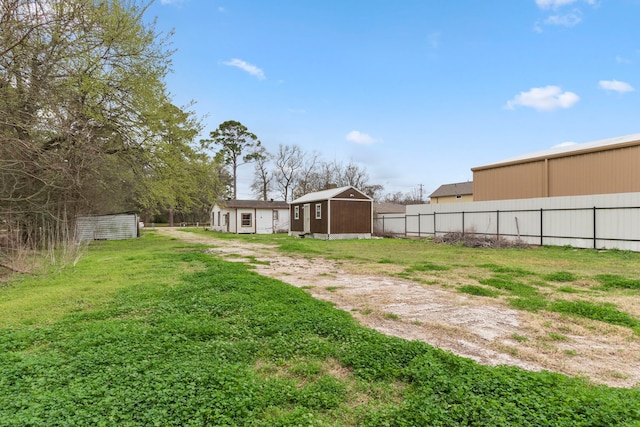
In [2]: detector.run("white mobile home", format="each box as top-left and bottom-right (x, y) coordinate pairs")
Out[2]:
(210, 200), (289, 234)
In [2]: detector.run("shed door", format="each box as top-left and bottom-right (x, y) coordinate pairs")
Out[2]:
(303, 203), (311, 234)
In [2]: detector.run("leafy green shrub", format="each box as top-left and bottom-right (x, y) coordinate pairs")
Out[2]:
(459, 285), (499, 297)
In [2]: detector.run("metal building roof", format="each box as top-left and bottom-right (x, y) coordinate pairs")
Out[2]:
(473, 133), (640, 171)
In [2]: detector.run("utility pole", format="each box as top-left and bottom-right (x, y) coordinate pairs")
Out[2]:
(418, 183), (424, 202)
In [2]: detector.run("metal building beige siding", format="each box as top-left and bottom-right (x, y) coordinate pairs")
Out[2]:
(473, 160), (546, 201)
(473, 138), (640, 201)
(548, 145), (640, 196)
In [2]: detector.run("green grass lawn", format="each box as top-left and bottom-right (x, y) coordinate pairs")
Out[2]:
(1, 232), (640, 426)
(186, 229), (640, 334)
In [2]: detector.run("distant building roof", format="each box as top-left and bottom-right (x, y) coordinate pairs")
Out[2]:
(290, 186), (371, 204)
(373, 202), (406, 214)
(429, 181), (473, 199)
(218, 199), (289, 209)
(473, 133), (640, 171)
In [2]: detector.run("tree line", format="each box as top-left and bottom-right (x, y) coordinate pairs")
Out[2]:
(0, 0), (224, 265)
(204, 120), (381, 202)
(0, 0), (423, 268)
(205, 120), (424, 204)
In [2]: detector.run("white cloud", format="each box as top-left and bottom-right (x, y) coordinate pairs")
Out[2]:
(223, 58), (266, 80)
(544, 11), (582, 27)
(505, 86), (580, 111)
(535, 0), (595, 9)
(616, 55), (631, 64)
(346, 130), (377, 145)
(534, 0), (596, 31)
(536, 0), (578, 10)
(599, 79), (635, 93)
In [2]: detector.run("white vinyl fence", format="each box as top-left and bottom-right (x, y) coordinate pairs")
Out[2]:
(373, 192), (640, 251)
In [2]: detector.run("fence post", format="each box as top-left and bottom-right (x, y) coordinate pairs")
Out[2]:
(593, 206), (597, 249)
(433, 212), (436, 238)
(382, 216), (385, 235)
(496, 210), (500, 240)
(462, 211), (465, 237)
(540, 208), (543, 246)
(418, 213), (421, 237)
(405, 215), (407, 237)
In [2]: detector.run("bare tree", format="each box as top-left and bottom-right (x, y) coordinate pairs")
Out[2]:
(340, 160), (370, 189)
(273, 144), (304, 202)
(291, 151), (322, 199)
(250, 146), (272, 201)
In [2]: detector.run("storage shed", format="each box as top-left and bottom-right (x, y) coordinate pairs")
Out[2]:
(472, 133), (640, 201)
(210, 199), (289, 234)
(289, 186), (372, 240)
(76, 213), (139, 241)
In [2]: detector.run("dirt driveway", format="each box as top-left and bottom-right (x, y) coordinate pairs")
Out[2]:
(158, 228), (640, 388)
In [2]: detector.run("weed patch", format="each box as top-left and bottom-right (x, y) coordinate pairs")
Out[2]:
(508, 297), (549, 312)
(544, 271), (577, 282)
(479, 263), (534, 277)
(458, 285), (499, 297)
(479, 277), (539, 298)
(558, 286), (580, 293)
(549, 300), (640, 331)
(405, 262), (450, 272)
(595, 274), (640, 290)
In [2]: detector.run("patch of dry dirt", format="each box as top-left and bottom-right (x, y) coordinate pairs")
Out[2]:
(158, 228), (640, 388)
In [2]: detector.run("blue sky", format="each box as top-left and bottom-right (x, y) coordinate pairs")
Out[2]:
(147, 0), (640, 199)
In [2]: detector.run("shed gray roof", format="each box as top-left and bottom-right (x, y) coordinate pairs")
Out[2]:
(217, 199), (289, 209)
(473, 133), (640, 170)
(429, 181), (473, 198)
(290, 186), (371, 204)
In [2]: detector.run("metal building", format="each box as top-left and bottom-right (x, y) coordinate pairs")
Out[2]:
(472, 133), (640, 201)
(76, 213), (139, 241)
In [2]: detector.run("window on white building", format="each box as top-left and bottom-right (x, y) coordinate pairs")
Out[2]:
(241, 213), (252, 227)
